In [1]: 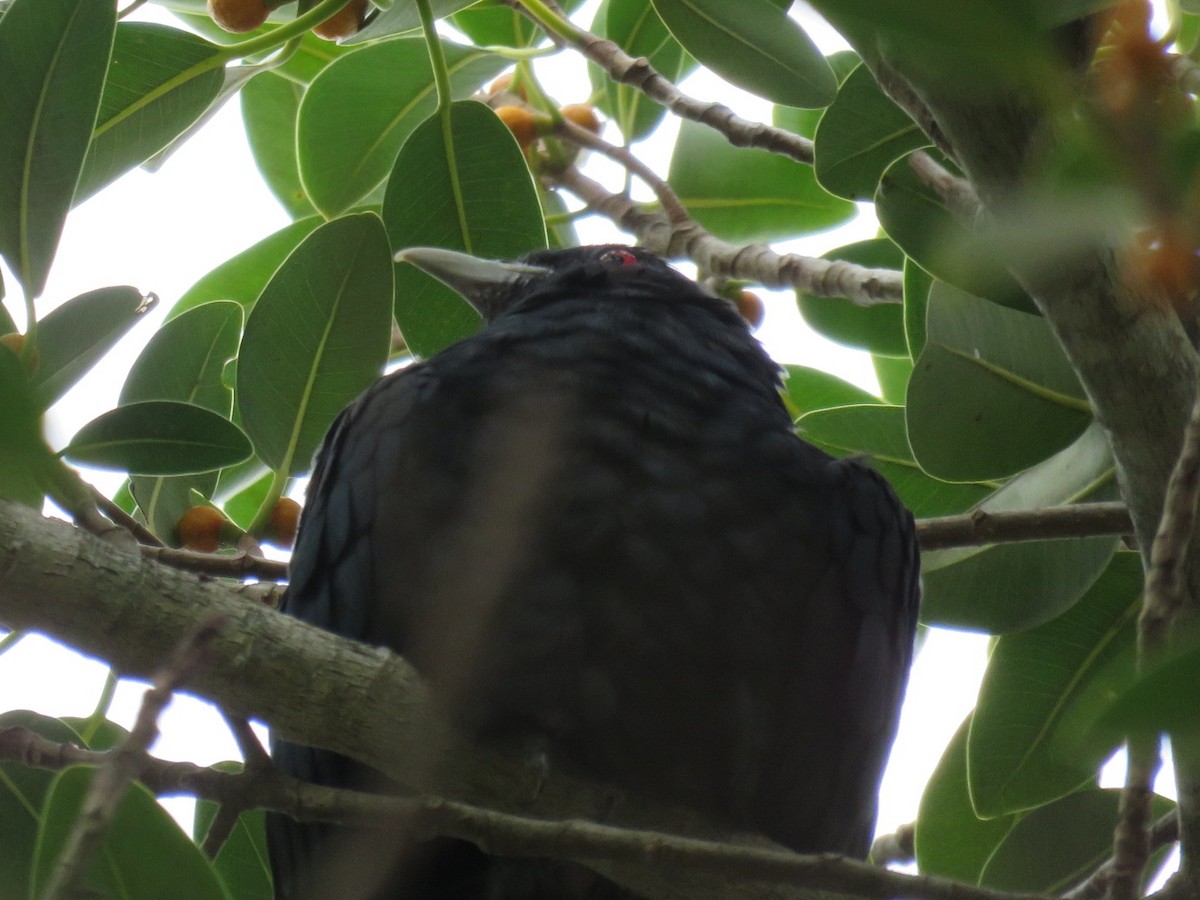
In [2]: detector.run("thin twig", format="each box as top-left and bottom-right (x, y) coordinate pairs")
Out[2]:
(551, 165), (905, 306)
(1, 725), (1053, 900)
(91, 485), (163, 547)
(555, 117), (690, 223)
(917, 502), (1133, 550)
(39, 617), (227, 900)
(139, 544), (288, 581)
(511, 0), (815, 165)
(907, 151), (982, 219)
(1065, 811), (1178, 899)
(134, 502), (1137, 586)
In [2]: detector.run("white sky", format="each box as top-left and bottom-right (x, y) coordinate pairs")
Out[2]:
(0, 0), (997, 853)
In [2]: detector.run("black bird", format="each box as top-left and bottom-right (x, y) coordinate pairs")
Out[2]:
(267, 245), (920, 899)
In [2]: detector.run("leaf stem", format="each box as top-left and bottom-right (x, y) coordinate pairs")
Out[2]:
(416, 0), (473, 252)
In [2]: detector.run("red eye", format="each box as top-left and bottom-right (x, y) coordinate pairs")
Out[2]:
(599, 249), (639, 267)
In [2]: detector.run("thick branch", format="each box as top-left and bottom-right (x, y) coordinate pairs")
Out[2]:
(0, 501), (863, 900)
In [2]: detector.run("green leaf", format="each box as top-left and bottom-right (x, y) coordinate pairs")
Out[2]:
(168, 217), (323, 321)
(907, 280), (1091, 482)
(298, 38), (507, 217)
(121, 301), (243, 541)
(798, 404), (990, 517)
(347, 0), (482, 44)
(915, 715), (1018, 883)
(241, 72), (316, 219)
(814, 63), (930, 201)
(903, 256), (932, 356)
(32, 767), (231, 900)
(781, 364), (880, 415)
(877, 152), (1037, 314)
(237, 212), (393, 475)
(0, 711), (84, 900)
(651, 0), (835, 107)
(967, 552), (1142, 818)
(75, 23), (223, 203)
(64, 400), (252, 476)
(384, 101), (547, 357)
(669, 118), (854, 244)
(874, 352), (911, 403)
(452, 0), (586, 47)
(797, 238), (907, 356)
(920, 422), (1119, 632)
(195, 764), (272, 900)
(979, 789), (1174, 892)
(591, 0), (691, 142)
(221, 469), (274, 530)
(0, 343), (51, 506)
(0, 0), (115, 298)
(33, 286), (154, 409)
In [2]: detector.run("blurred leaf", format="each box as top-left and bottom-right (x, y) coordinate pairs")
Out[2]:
(238, 213), (393, 474)
(241, 72), (317, 219)
(121, 301), (242, 540)
(590, 0), (691, 142)
(669, 118), (854, 244)
(797, 238), (907, 355)
(979, 789), (1173, 892)
(0, 344), (51, 506)
(907, 280), (1091, 482)
(385, 101), (546, 357)
(0, 0), (115, 298)
(806, 0), (1075, 90)
(0, 711), (83, 900)
(799, 404), (990, 517)
(33, 286), (154, 409)
(920, 422), (1119, 632)
(76, 23), (223, 202)
(1099, 631), (1200, 741)
(195, 763), (272, 900)
(651, 0), (835, 107)
(169, 217), (323, 320)
(814, 62), (930, 200)
(915, 715), (1018, 883)
(968, 552), (1142, 817)
(64, 400), (252, 475)
(781, 364), (879, 415)
(32, 767), (230, 900)
(298, 38), (506, 217)
(877, 152), (1037, 314)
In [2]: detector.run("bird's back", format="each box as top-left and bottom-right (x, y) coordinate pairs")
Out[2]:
(269, 251), (919, 898)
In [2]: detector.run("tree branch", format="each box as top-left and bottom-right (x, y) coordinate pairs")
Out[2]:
(41, 617), (226, 900)
(0, 725), (1055, 900)
(511, 0), (815, 165)
(550, 166), (904, 305)
(915, 502), (1133, 550)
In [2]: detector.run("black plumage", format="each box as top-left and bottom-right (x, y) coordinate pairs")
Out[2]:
(267, 245), (920, 899)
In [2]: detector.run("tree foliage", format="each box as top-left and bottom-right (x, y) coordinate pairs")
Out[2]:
(1, 0), (1199, 897)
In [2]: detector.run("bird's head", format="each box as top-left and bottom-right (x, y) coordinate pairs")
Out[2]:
(396, 245), (712, 323)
